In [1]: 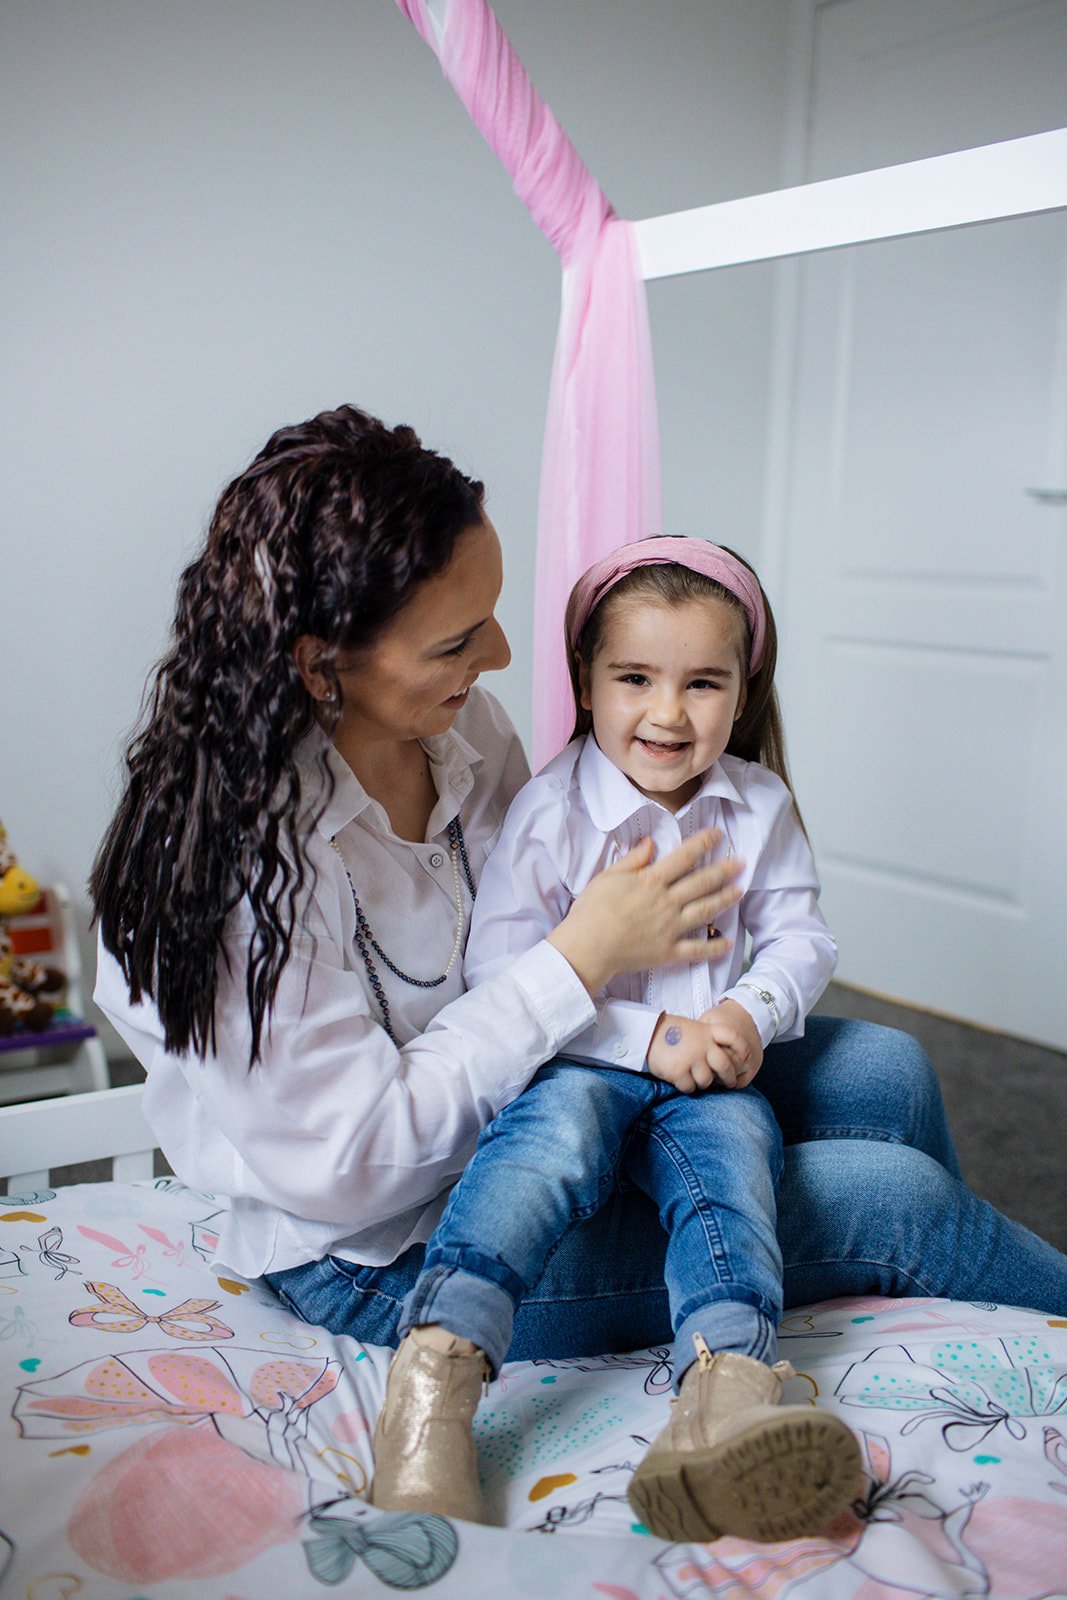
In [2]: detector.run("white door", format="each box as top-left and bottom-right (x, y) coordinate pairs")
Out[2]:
(777, 0), (1067, 1048)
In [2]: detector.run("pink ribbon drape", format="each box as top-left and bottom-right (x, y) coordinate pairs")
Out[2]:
(395, 0), (662, 767)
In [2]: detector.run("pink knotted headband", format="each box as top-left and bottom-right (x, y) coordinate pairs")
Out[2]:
(566, 536), (768, 676)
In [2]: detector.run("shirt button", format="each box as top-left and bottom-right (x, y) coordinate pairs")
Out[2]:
(429, 851), (444, 869)
(613, 1042), (627, 1059)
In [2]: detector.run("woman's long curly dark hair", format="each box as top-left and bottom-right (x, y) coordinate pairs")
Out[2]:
(91, 405), (485, 1063)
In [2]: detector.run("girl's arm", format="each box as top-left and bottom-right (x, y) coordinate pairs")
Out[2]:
(715, 766), (838, 1047)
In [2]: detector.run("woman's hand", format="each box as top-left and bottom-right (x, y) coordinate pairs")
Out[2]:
(547, 829), (743, 996)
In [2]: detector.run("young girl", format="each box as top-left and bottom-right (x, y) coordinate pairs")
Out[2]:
(370, 536), (863, 1543)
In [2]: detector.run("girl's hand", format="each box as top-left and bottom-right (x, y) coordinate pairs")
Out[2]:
(547, 829), (743, 997)
(698, 1000), (764, 1088)
(646, 1003), (763, 1094)
(646, 1014), (725, 1092)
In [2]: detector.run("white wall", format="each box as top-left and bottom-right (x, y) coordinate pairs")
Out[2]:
(1, 0), (789, 1047)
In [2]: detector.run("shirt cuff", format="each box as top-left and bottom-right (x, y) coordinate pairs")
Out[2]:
(559, 999), (660, 1073)
(719, 984), (780, 1048)
(505, 940), (598, 1049)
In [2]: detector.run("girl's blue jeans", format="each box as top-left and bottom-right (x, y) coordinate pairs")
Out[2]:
(266, 1018), (1067, 1374)
(400, 1062), (785, 1377)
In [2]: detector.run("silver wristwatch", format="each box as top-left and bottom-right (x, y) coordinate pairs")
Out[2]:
(735, 982), (780, 1038)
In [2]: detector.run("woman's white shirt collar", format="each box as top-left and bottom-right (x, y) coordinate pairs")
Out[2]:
(295, 718), (487, 844)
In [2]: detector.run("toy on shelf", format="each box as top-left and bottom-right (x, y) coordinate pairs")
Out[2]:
(0, 821), (65, 1034)
(0, 823), (109, 1101)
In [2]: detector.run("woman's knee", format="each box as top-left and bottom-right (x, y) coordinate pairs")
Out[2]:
(780, 1136), (957, 1250)
(785, 1015), (952, 1153)
(861, 1022), (938, 1094)
(847, 1023), (958, 1168)
(809, 1015), (934, 1087)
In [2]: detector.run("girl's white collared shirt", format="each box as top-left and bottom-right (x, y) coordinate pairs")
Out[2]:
(464, 735), (838, 1073)
(94, 689), (596, 1279)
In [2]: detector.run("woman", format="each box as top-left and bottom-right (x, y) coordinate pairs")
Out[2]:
(92, 404), (1067, 1534)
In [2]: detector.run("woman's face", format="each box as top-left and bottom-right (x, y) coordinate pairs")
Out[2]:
(326, 516), (511, 748)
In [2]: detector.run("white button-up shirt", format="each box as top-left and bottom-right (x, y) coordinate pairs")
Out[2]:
(464, 735), (837, 1070)
(94, 690), (596, 1278)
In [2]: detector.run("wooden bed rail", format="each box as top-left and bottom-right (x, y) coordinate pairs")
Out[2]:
(0, 1084), (155, 1190)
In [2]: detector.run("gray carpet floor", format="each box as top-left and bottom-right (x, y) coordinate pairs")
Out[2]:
(22, 989), (1067, 1259)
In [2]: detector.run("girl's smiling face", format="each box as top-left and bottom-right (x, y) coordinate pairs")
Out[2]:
(578, 593), (747, 813)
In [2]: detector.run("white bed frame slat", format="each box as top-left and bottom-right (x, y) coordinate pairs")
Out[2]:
(0, 1083), (155, 1189)
(634, 128), (1067, 280)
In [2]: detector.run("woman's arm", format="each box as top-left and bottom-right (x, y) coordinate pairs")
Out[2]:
(97, 902), (596, 1232)
(96, 821), (736, 1235)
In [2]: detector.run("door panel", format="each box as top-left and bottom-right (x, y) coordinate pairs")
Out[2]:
(780, 0), (1067, 1045)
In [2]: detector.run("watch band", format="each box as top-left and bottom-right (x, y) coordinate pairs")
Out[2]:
(735, 982), (780, 1039)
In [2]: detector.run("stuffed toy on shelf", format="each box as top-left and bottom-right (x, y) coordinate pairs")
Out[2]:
(0, 820), (65, 1033)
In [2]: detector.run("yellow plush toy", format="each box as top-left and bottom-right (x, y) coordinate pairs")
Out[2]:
(0, 820), (65, 1033)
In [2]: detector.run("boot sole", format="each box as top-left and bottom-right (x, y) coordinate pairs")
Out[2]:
(627, 1411), (861, 1544)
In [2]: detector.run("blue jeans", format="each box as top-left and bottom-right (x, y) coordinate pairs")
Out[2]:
(399, 1063), (784, 1377)
(266, 1018), (1067, 1363)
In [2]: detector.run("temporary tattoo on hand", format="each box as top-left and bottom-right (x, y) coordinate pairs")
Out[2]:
(664, 1025), (683, 1046)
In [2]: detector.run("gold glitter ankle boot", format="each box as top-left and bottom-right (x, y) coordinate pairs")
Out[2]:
(628, 1336), (862, 1543)
(368, 1327), (491, 1524)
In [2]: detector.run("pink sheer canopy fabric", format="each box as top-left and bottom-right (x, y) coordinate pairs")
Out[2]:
(395, 0), (663, 766)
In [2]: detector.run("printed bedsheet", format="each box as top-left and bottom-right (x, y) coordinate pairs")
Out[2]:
(1, 1176), (1065, 1598)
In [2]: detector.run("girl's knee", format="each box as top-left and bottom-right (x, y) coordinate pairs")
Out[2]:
(662, 1086), (782, 1166)
(481, 1063), (628, 1168)
(725, 1085), (781, 1139)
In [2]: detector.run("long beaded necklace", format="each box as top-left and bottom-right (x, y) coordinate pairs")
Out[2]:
(330, 816), (477, 1045)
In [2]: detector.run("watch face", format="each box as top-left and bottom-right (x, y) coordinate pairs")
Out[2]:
(738, 983), (780, 1033)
